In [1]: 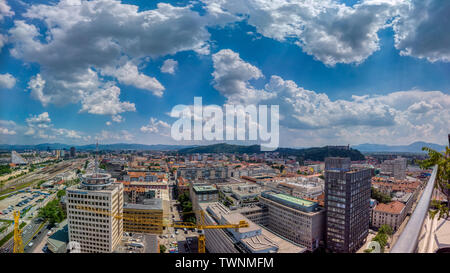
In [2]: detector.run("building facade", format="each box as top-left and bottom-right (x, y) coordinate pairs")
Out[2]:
(325, 157), (372, 253)
(67, 172), (124, 253)
(371, 201), (406, 231)
(259, 191), (325, 251)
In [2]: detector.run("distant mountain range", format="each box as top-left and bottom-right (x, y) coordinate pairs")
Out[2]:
(352, 141), (446, 153)
(1, 141), (445, 155)
(0, 143), (193, 151)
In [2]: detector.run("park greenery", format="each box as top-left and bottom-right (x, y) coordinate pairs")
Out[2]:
(420, 146), (450, 220)
(177, 192), (195, 224)
(0, 165), (12, 175)
(371, 225), (393, 252)
(371, 187), (392, 204)
(38, 193), (66, 225)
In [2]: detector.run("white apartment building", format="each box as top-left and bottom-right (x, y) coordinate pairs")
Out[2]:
(381, 156), (407, 180)
(67, 172), (124, 253)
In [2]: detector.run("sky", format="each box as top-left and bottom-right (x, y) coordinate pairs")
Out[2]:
(0, 0), (449, 147)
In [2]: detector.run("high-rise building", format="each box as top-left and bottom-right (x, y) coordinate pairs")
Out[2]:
(380, 156), (407, 180)
(70, 147), (76, 158)
(66, 171), (124, 253)
(324, 157), (372, 253)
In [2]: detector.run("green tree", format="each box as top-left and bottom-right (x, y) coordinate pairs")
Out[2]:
(379, 224), (393, 236)
(420, 146), (450, 220)
(159, 244), (166, 253)
(371, 187), (392, 204)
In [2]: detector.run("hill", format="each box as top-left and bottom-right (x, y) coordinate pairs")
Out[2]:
(177, 143), (366, 161)
(352, 141), (446, 153)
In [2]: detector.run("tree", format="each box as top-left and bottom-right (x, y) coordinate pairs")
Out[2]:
(420, 145), (450, 220)
(371, 187), (392, 204)
(160, 244), (166, 253)
(379, 224), (393, 236)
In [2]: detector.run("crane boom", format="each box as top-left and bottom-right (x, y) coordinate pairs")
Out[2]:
(75, 205), (249, 253)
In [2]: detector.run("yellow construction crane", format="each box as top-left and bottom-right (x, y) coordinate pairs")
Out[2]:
(13, 211), (23, 253)
(75, 205), (248, 253)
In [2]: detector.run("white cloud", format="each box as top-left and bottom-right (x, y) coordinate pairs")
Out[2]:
(393, 0), (450, 62)
(203, 0), (406, 66)
(101, 62), (164, 97)
(209, 49), (450, 145)
(212, 49), (274, 104)
(111, 115), (124, 123)
(141, 117), (170, 135)
(106, 121), (112, 126)
(0, 127), (16, 135)
(8, 0), (212, 114)
(0, 73), (16, 89)
(0, 0), (14, 21)
(161, 59), (178, 74)
(23, 112), (85, 141)
(26, 112), (51, 128)
(79, 83), (136, 116)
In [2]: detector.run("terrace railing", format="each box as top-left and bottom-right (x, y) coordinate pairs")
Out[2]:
(390, 165), (438, 253)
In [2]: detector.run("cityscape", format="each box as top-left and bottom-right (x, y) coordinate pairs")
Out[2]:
(0, 0), (449, 260)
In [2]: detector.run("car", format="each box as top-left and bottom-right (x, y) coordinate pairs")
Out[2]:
(28, 242), (33, 247)
(47, 231), (52, 236)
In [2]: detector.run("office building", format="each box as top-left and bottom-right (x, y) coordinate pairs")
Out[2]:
(259, 191), (325, 251)
(66, 170), (124, 253)
(189, 183), (219, 211)
(381, 156), (407, 180)
(70, 146), (76, 158)
(123, 198), (164, 235)
(325, 157), (372, 253)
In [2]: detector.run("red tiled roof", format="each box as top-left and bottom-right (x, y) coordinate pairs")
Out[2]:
(374, 201), (405, 214)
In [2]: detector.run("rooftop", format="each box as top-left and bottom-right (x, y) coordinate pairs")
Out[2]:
(374, 201), (405, 214)
(193, 185), (217, 193)
(124, 198), (163, 211)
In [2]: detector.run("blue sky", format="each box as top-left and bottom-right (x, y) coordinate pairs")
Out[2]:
(0, 0), (449, 147)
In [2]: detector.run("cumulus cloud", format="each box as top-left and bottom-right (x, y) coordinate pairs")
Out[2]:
(209, 49), (450, 145)
(141, 117), (170, 135)
(212, 49), (274, 104)
(26, 112), (51, 129)
(0, 73), (16, 89)
(203, 0), (406, 66)
(24, 112), (85, 141)
(0, 0), (14, 21)
(8, 0), (211, 114)
(79, 83), (136, 116)
(161, 59), (178, 74)
(393, 0), (450, 62)
(101, 62), (164, 97)
(0, 127), (16, 135)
